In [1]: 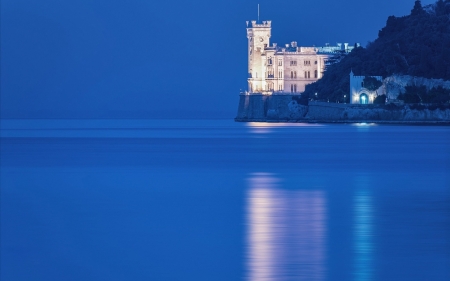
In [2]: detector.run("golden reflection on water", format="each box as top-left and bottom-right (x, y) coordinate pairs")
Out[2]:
(246, 173), (326, 281)
(246, 122), (323, 134)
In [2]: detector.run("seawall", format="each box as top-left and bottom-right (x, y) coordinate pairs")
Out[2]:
(235, 94), (308, 122)
(235, 95), (450, 123)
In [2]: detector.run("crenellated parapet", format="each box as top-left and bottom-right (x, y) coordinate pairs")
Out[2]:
(247, 20), (272, 28)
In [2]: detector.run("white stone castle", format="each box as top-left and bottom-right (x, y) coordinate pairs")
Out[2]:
(246, 20), (358, 95)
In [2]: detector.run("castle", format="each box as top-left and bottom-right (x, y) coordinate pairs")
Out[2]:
(246, 20), (358, 95)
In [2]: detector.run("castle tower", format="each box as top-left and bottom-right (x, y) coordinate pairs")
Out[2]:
(247, 20), (271, 93)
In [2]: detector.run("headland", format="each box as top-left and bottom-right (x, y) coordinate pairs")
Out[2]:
(236, 1), (450, 124)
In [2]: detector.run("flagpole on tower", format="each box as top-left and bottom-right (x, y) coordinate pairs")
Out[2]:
(258, 4), (260, 23)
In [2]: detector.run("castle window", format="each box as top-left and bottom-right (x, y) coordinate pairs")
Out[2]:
(304, 71), (307, 78)
(290, 61), (297, 66)
(278, 60), (282, 66)
(294, 71), (297, 78)
(294, 84), (297, 92)
(279, 71), (283, 78)
(291, 71), (294, 79)
(268, 57), (273, 65)
(291, 84), (294, 93)
(304, 60), (311, 66)
(314, 70), (318, 78)
(308, 71), (310, 78)
(315, 61), (318, 65)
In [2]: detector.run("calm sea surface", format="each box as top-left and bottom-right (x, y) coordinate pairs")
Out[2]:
(1, 119), (449, 281)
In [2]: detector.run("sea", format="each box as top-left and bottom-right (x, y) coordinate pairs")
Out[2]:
(1, 119), (449, 281)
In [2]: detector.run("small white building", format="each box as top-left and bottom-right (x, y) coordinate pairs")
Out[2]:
(246, 20), (357, 95)
(349, 70), (383, 104)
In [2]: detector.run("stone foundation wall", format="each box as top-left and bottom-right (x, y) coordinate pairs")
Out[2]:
(235, 94), (308, 121)
(235, 94), (450, 123)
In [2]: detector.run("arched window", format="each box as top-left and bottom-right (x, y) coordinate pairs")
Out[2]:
(315, 70), (318, 78)
(294, 71), (297, 78)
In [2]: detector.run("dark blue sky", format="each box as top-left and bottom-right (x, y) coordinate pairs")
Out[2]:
(1, 0), (436, 119)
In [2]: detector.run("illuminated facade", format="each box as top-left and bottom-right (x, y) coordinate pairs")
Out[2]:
(246, 20), (356, 95)
(349, 71), (383, 104)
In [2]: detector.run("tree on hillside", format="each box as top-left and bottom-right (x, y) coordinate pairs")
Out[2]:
(411, 0), (425, 16)
(363, 77), (383, 91)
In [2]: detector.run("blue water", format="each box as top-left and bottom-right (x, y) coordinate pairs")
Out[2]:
(1, 120), (449, 281)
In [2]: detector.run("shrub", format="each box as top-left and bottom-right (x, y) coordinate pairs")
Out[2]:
(373, 94), (387, 104)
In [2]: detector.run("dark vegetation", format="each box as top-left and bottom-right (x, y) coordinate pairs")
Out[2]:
(373, 94), (387, 105)
(398, 85), (450, 103)
(303, 0), (450, 103)
(363, 77), (383, 91)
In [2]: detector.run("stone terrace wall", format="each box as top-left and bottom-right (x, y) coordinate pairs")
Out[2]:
(307, 101), (347, 120)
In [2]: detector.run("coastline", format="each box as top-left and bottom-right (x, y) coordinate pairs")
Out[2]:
(235, 95), (450, 125)
(234, 118), (450, 125)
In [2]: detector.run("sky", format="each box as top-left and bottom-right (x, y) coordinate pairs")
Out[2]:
(0, 0), (438, 119)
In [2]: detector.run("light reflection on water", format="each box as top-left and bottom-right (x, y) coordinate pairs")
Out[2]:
(1, 120), (449, 281)
(246, 122), (323, 135)
(354, 189), (373, 281)
(246, 173), (326, 281)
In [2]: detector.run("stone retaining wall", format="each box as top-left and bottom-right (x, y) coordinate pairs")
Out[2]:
(235, 94), (450, 123)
